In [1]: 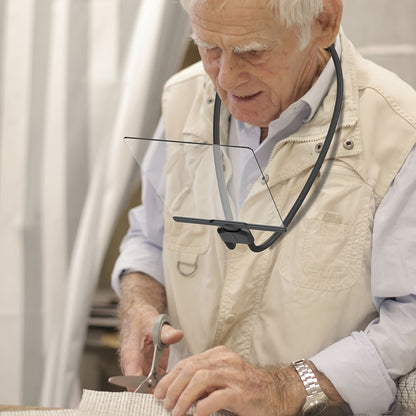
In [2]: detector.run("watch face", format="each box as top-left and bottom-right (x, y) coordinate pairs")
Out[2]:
(303, 393), (329, 416)
(303, 401), (328, 416)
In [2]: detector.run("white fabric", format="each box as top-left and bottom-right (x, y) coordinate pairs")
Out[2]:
(0, 390), (234, 416)
(1, 411), (76, 416)
(0, 0), (190, 408)
(0, 410), (75, 416)
(342, 1), (416, 88)
(77, 390), (233, 416)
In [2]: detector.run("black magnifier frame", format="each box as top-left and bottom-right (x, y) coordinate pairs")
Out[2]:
(212, 43), (344, 252)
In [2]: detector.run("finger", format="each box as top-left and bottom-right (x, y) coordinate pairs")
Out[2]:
(193, 389), (235, 416)
(119, 317), (157, 376)
(120, 330), (154, 375)
(169, 369), (225, 416)
(161, 325), (184, 346)
(154, 346), (232, 400)
(156, 326), (183, 375)
(153, 359), (188, 401)
(122, 337), (156, 375)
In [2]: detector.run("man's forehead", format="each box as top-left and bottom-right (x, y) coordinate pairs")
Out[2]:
(190, 0), (282, 45)
(191, 0), (273, 11)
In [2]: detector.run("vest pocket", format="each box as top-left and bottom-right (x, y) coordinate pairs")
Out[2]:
(164, 221), (209, 281)
(279, 210), (363, 291)
(276, 161), (375, 291)
(302, 214), (357, 289)
(164, 186), (211, 278)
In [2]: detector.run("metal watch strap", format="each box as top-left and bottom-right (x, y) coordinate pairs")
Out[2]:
(292, 359), (328, 415)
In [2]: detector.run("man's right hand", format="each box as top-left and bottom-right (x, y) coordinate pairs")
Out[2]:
(118, 272), (183, 378)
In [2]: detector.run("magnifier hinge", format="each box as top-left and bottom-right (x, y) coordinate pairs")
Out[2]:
(217, 226), (255, 250)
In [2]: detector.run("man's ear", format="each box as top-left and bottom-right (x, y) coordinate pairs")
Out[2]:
(313, 0), (343, 48)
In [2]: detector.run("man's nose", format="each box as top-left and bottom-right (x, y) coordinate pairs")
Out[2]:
(217, 53), (247, 90)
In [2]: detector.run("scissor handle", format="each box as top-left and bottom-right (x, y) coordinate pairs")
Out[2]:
(152, 314), (171, 351)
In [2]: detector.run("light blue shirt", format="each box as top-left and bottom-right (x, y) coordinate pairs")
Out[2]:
(112, 38), (416, 413)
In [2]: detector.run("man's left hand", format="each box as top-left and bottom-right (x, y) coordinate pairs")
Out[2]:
(153, 345), (306, 416)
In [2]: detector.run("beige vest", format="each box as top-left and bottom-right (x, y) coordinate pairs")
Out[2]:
(161, 33), (416, 368)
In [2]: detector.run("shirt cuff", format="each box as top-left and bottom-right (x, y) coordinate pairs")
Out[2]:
(310, 331), (396, 414)
(111, 254), (165, 296)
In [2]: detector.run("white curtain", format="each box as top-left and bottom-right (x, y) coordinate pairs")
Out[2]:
(342, 0), (416, 88)
(0, 0), (190, 407)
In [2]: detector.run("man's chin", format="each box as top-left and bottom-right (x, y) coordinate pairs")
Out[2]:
(230, 112), (270, 128)
(227, 105), (272, 128)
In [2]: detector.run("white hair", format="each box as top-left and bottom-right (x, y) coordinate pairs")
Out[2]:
(180, 0), (324, 49)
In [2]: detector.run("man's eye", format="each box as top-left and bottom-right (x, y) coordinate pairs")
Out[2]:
(242, 49), (267, 63)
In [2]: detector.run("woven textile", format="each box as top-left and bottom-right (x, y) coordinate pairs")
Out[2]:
(0, 410), (75, 416)
(0, 390), (234, 416)
(396, 370), (416, 415)
(78, 390), (193, 416)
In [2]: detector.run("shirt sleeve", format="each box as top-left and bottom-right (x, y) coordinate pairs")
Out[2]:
(311, 145), (416, 414)
(111, 120), (167, 295)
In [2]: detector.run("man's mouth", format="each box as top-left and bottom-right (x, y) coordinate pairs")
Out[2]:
(231, 91), (262, 102)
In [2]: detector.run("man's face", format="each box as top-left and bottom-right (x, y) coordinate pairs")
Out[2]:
(191, 0), (323, 128)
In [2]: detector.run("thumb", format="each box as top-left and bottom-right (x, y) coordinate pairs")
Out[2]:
(161, 324), (184, 346)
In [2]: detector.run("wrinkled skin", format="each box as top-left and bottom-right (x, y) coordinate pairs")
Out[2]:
(192, 0), (334, 128)
(118, 273), (183, 380)
(153, 345), (306, 416)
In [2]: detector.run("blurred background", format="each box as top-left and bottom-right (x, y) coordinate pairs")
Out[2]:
(1, 0), (415, 408)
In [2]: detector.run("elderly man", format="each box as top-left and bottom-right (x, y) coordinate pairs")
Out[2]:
(112, 0), (416, 414)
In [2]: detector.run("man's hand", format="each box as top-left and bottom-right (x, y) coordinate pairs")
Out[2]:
(118, 272), (183, 378)
(153, 346), (306, 416)
(153, 346), (345, 416)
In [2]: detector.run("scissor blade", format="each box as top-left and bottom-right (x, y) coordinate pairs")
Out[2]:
(108, 374), (166, 392)
(136, 373), (168, 393)
(108, 375), (147, 390)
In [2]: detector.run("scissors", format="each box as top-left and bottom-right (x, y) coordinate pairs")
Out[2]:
(109, 314), (171, 393)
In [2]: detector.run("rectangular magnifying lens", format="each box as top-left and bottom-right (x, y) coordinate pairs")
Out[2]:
(124, 137), (285, 235)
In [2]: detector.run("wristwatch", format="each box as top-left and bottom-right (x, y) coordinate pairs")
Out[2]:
(291, 359), (329, 416)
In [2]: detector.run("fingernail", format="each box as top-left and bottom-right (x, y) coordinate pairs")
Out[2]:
(153, 387), (162, 400)
(166, 327), (183, 336)
(172, 406), (182, 416)
(164, 398), (173, 410)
